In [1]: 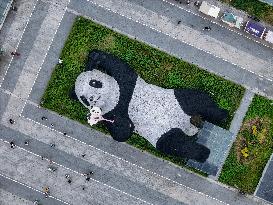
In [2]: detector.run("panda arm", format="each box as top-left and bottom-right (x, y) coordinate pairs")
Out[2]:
(103, 114), (134, 142)
(86, 50), (137, 83)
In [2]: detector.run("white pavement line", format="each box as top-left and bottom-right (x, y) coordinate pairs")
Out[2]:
(162, 0), (273, 50)
(22, 115), (229, 205)
(85, 0), (273, 83)
(19, 1), (70, 116)
(0, 138), (153, 205)
(229, 90), (255, 136)
(0, 172), (71, 205)
(0, 0), (39, 88)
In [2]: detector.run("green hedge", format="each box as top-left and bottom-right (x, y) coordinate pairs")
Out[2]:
(219, 95), (273, 193)
(42, 17), (244, 172)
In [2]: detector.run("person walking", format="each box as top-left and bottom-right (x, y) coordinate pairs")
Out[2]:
(10, 141), (15, 149)
(41, 116), (47, 120)
(194, 1), (200, 6)
(11, 52), (20, 56)
(33, 200), (39, 205)
(203, 26), (211, 31)
(84, 171), (94, 181)
(43, 186), (50, 198)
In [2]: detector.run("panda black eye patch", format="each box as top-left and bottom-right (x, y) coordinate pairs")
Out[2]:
(89, 79), (102, 88)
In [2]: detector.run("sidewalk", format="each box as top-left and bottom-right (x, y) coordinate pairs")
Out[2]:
(166, 0), (273, 48)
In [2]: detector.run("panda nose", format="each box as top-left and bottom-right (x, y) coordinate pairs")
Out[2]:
(89, 96), (94, 101)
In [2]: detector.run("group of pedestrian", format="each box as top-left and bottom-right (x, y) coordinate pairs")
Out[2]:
(11, 52), (20, 56)
(175, 0), (190, 4)
(194, 1), (200, 7)
(84, 171), (94, 181)
(9, 140), (29, 148)
(177, 21), (211, 31)
(203, 26), (211, 31)
(8, 114), (95, 199)
(10, 141), (15, 149)
(48, 166), (57, 172)
(65, 174), (72, 184)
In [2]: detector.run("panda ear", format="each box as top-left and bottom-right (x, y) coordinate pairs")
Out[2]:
(69, 86), (78, 100)
(85, 51), (100, 71)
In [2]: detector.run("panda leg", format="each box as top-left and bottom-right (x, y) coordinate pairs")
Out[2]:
(199, 107), (228, 124)
(156, 128), (210, 163)
(174, 89), (228, 124)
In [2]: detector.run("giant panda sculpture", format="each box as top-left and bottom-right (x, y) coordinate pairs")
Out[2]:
(71, 50), (228, 163)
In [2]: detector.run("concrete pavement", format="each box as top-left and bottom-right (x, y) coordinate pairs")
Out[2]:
(0, 189), (34, 205)
(0, 0), (272, 204)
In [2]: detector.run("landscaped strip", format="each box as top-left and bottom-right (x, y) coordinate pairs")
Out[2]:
(219, 95), (273, 193)
(221, 0), (273, 25)
(41, 17), (244, 170)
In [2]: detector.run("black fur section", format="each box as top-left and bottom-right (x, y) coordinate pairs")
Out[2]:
(103, 115), (134, 142)
(69, 86), (78, 100)
(80, 95), (90, 107)
(156, 128), (210, 163)
(86, 50), (138, 141)
(174, 89), (228, 124)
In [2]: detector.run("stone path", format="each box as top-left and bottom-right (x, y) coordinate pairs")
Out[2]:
(212, 90), (255, 179)
(187, 122), (235, 177)
(229, 90), (255, 136)
(0, 0), (272, 204)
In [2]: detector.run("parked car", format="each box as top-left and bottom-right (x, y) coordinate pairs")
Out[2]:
(244, 21), (266, 39)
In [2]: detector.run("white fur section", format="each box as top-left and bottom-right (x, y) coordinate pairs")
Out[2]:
(129, 77), (198, 147)
(75, 70), (120, 113)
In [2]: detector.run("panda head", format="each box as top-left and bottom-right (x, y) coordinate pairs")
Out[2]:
(73, 69), (120, 113)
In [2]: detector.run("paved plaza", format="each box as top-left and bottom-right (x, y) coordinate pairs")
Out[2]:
(0, 0), (272, 204)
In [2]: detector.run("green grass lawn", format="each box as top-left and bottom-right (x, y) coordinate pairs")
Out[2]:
(221, 0), (273, 25)
(42, 17), (244, 172)
(219, 95), (273, 193)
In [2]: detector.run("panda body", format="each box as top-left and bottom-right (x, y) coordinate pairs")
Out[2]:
(128, 77), (198, 147)
(72, 50), (228, 163)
